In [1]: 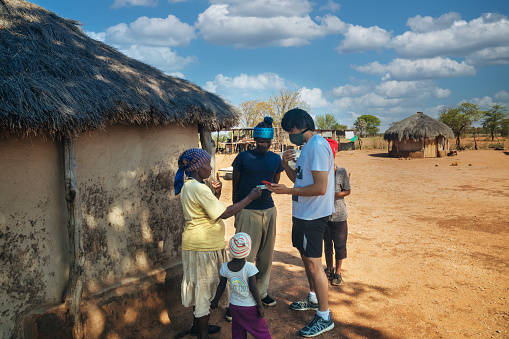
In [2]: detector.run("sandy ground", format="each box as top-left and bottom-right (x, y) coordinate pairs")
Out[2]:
(164, 149), (509, 339)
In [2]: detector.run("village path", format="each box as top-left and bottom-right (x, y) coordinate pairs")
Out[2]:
(152, 149), (509, 339)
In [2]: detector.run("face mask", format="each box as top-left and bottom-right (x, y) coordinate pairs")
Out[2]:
(289, 129), (309, 146)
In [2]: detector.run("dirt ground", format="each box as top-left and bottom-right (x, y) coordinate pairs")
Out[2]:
(161, 149), (509, 339)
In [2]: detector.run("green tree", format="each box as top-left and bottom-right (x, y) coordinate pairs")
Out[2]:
(354, 115), (381, 137)
(482, 104), (508, 140)
(501, 118), (509, 137)
(439, 102), (484, 149)
(315, 114), (344, 130)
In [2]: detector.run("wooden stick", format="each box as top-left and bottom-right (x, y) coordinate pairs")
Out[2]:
(62, 136), (85, 339)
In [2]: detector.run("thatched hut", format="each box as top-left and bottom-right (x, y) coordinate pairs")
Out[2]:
(384, 112), (454, 158)
(0, 0), (237, 337)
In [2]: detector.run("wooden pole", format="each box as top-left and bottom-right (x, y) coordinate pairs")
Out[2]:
(199, 125), (216, 182)
(62, 136), (85, 339)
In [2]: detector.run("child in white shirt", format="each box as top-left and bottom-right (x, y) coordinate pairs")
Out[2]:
(211, 233), (272, 339)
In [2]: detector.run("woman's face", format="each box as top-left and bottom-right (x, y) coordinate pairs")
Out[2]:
(198, 160), (212, 179)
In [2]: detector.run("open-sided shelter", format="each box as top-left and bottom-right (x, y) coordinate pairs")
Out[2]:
(0, 0), (237, 337)
(384, 112), (454, 158)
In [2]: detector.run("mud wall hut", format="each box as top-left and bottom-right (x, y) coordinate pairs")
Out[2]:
(384, 112), (454, 158)
(0, 0), (237, 338)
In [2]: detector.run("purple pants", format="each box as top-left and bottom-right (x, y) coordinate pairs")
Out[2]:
(229, 304), (272, 339)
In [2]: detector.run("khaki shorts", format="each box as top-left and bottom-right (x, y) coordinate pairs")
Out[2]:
(181, 249), (230, 317)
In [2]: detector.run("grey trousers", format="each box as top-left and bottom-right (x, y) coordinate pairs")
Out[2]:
(234, 206), (277, 298)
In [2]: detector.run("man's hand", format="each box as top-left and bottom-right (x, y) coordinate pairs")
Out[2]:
(282, 149), (296, 165)
(266, 183), (290, 195)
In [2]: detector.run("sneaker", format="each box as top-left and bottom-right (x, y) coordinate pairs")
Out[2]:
(290, 297), (318, 311)
(261, 295), (277, 307)
(190, 324), (221, 336)
(331, 273), (343, 286)
(224, 308), (232, 322)
(299, 314), (334, 337)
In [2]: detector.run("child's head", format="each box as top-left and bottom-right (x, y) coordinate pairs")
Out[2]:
(229, 233), (252, 259)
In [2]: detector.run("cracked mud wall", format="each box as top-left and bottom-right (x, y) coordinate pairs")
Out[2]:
(1, 124), (198, 338)
(75, 124), (197, 296)
(0, 136), (69, 339)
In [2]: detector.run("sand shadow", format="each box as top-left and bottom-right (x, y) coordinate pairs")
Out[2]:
(368, 152), (390, 158)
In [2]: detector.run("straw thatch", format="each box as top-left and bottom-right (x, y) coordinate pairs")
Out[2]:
(384, 112), (454, 142)
(0, 0), (238, 138)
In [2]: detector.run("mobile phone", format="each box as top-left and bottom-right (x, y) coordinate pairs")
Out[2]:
(261, 181), (273, 185)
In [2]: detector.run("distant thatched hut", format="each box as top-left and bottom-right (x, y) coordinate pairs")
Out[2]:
(0, 0), (237, 337)
(384, 112), (454, 158)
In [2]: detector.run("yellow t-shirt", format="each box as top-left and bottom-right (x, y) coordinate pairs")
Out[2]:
(180, 178), (227, 251)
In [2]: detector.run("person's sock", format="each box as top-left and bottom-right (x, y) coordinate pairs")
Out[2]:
(308, 291), (318, 304)
(317, 308), (330, 321)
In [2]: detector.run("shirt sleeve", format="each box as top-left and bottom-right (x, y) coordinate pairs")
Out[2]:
(246, 262), (259, 277)
(231, 152), (243, 171)
(310, 141), (331, 172)
(195, 183), (227, 220)
(339, 167), (351, 191)
(219, 263), (227, 277)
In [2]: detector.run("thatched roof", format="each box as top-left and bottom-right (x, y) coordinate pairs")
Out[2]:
(0, 0), (238, 138)
(384, 112), (454, 142)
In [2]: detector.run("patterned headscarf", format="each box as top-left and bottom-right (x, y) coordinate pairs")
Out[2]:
(174, 148), (211, 195)
(229, 232), (252, 259)
(253, 116), (274, 139)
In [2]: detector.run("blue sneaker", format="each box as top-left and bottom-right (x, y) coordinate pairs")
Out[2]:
(299, 314), (334, 337)
(290, 297), (318, 311)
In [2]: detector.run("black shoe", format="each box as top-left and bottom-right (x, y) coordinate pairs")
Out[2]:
(224, 308), (232, 322)
(190, 324), (221, 336)
(261, 295), (277, 307)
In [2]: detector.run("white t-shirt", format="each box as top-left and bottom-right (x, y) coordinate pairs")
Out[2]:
(292, 134), (335, 220)
(220, 261), (259, 307)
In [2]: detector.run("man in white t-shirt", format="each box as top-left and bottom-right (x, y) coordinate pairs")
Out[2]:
(267, 108), (335, 337)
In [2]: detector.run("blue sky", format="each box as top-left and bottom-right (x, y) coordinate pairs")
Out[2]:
(32, 0), (509, 131)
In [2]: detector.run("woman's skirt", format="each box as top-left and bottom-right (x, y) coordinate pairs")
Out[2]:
(181, 248), (230, 317)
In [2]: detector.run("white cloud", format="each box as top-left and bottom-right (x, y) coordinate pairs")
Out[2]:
(206, 73), (285, 91)
(299, 87), (329, 108)
(165, 71), (186, 78)
(332, 84), (371, 97)
(105, 15), (196, 47)
(85, 31), (106, 42)
(112, 0), (158, 8)
(196, 4), (344, 47)
(120, 45), (197, 72)
(210, 0), (312, 18)
(336, 24), (391, 54)
(354, 57), (476, 81)
(465, 46), (509, 66)
(494, 90), (509, 102)
(375, 80), (451, 99)
(392, 13), (509, 58)
(319, 0), (340, 13)
(406, 12), (462, 33)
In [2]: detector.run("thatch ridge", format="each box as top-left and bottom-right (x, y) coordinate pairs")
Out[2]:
(0, 0), (238, 138)
(384, 112), (454, 142)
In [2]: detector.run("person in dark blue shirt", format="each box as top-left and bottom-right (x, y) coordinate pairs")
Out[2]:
(231, 117), (283, 312)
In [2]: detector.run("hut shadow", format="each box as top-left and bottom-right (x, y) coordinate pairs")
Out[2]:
(368, 152), (390, 158)
(504, 152), (509, 156)
(268, 250), (398, 338)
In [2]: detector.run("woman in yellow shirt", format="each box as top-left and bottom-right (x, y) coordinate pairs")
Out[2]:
(174, 148), (261, 338)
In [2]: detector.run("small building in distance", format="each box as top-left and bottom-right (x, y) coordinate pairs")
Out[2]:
(384, 112), (454, 158)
